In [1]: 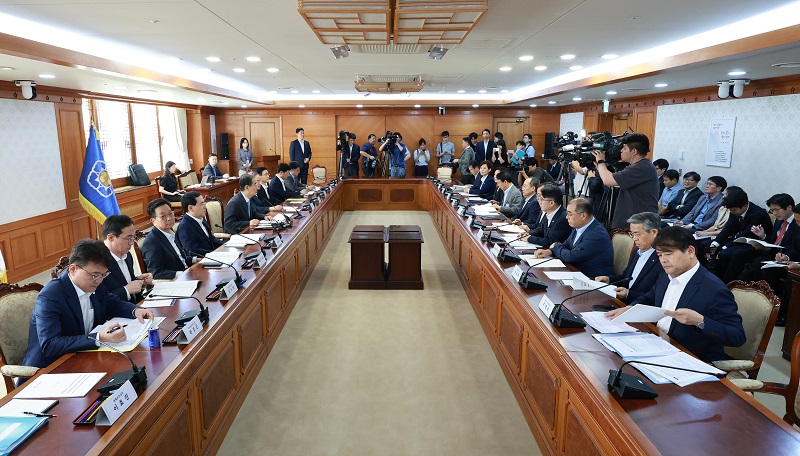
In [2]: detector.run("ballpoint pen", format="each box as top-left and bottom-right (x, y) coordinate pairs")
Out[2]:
(23, 411), (56, 418)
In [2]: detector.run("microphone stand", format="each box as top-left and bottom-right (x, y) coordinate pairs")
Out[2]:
(150, 294), (209, 326)
(496, 231), (529, 262)
(550, 277), (632, 328)
(608, 359), (727, 400)
(518, 256), (557, 290)
(90, 337), (148, 394)
(187, 249), (246, 288)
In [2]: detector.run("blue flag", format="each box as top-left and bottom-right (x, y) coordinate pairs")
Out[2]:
(79, 125), (120, 223)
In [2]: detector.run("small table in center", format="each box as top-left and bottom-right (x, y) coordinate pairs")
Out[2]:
(348, 225), (388, 289)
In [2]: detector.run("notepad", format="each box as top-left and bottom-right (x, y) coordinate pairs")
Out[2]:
(0, 399), (58, 417)
(14, 373), (106, 399)
(0, 416), (48, 455)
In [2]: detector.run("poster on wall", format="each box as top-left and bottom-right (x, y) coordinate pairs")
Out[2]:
(705, 117), (736, 167)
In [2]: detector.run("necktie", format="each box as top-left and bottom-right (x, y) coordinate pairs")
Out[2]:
(246, 199), (251, 216)
(776, 220), (788, 245)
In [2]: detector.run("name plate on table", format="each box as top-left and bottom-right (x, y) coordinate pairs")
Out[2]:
(490, 244), (502, 256)
(457, 206), (466, 216)
(538, 295), (556, 318)
(465, 215), (473, 226)
(95, 380), (137, 426)
(220, 278), (239, 300)
(478, 228), (485, 240)
(253, 253), (267, 269)
(177, 316), (202, 344)
(272, 236), (283, 248)
(451, 199), (459, 208)
(572, 277), (594, 290)
(511, 265), (524, 282)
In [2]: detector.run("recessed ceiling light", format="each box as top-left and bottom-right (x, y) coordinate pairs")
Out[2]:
(472, 104), (479, 108)
(499, 66), (512, 72)
(0, 66), (14, 71)
(457, 89), (466, 93)
(266, 67), (279, 73)
(601, 54), (619, 60)
(233, 68), (246, 73)
(501, 89), (509, 93)
(728, 70), (747, 76)
(529, 104), (537, 107)
(606, 90), (617, 95)
(573, 97), (582, 101)
(534, 65), (547, 71)
(205, 57), (221, 62)
(246, 56), (261, 62)
(478, 89), (487, 93)
(414, 104), (421, 108)
(241, 105), (247, 108)
(548, 101), (556, 104)
(569, 65), (583, 71)
(38, 73), (55, 78)
(299, 104), (305, 108)
(290, 90), (300, 94)
(356, 104), (363, 108)
(519, 55), (534, 61)
(149, 19), (160, 24)
(654, 83), (668, 88)
(137, 89), (157, 93)
(560, 54), (576, 60)
(311, 89), (320, 94)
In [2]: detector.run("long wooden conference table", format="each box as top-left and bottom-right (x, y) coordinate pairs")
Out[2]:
(4, 178), (800, 455)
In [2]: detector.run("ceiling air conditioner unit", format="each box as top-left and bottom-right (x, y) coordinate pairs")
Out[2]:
(355, 74), (424, 93)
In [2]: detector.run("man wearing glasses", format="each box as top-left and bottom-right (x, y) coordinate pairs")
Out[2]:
(142, 198), (191, 279)
(101, 214), (153, 303)
(524, 183), (571, 247)
(22, 239), (154, 370)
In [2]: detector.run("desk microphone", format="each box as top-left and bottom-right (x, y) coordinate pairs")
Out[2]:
(90, 337), (148, 395)
(481, 221), (513, 242)
(152, 294), (209, 326)
(608, 359), (727, 400)
(186, 249), (245, 288)
(518, 257), (557, 290)
(551, 277), (632, 328)
(496, 231), (529, 262)
(229, 233), (269, 256)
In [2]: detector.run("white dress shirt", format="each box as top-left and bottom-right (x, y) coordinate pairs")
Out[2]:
(656, 261), (701, 333)
(187, 213), (210, 238)
(110, 251), (132, 299)
(70, 279), (94, 334)
(158, 228), (188, 271)
(629, 248), (655, 287)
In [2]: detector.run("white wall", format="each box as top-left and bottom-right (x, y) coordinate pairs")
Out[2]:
(653, 94), (800, 206)
(0, 99), (66, 224)
(559, 112), (583, 136)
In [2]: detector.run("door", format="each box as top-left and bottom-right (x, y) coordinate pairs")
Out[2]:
(245, 117), (281, 163)
(494, 118), (527, 146)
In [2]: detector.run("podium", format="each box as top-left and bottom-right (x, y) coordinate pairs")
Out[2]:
(348, 225), (387, 289)
(386, 225), (424, 290)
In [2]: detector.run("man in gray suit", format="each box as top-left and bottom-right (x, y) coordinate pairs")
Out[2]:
(676, 176), (727, 232)
(286, 161), (310, 195)
(491, 169), (523, 218)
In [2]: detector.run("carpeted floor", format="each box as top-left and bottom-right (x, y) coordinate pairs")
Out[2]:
(217, 211), (540, 455)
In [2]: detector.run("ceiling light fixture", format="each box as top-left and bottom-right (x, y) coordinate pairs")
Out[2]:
(560, 54), (576, 60)
(534, 65), (547, 71)
(0, 66), (14, 71)
(205, 57), (221, 62)
(356, 104), (363, 108)
(472, 104), (479, 108)
(290, 90), (300, 94)
(499, 66), (512, 72)
(654, 83), (668, 87)
(246, 56), (261, 62)
(519, 55), (533, 61)
(478, 89), (487, 93)
(266, 67), (279, 73)
(38, 74), (55, 79)
(312, 89), (321, 94)
(548, 101), (556, 104)
(330, 45), (350, 59)
(728, 70), (746, 76)
(529, 104), (537, 107)
(299, 104), (305, 108)
(428, 45), (449, 60)
(501, 89), (509, 93)
(456, 89), (466, 93)
(606, 90), (617, 95)
(233, 68), (246, 73)
(601, 54), (619, 60)
(569, 65), (583, 71)
(241, 105), (248, 108)
(414, 104), (421, 108)
(573, 97), (582, 101)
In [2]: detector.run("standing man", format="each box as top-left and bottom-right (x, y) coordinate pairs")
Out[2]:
(436, 131), (456, 169)
(491, 170), (523, 218)
(592, 133), (659, 229)
(289, 127), (312, 184)
(360, 134), (378, 178)
(177, 191), (226, 258)
(101, 214), (153, 303)
(455, 138), (475, 183)
(203, 154), (228, 179)
(343, 133), (360, 178)
(379, 133), (411, 178)
(653, 158), (670, 194)
(474, 129), (496, 163)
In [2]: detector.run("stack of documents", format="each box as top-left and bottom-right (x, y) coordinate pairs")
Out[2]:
(200, 251), (241, 267)
(761, 261), (789, 270)
(89, 317), (166, 352)
(146, 280), (200, 299)
(226, 233), (263, 247)
(508, 241), (540, 250)
(472, 204), (498, 216)
(15, 373), (106, 399)
(580, 312), (637, 334)
(519, 256), (566, 268)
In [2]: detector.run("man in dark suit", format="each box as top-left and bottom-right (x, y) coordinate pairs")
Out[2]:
(474, 129), (496, 163)
(177, 191), (226, 258)
(289, 127), (312, 184)
(534, 197), (614, 278)
(22, 239), (153, 369)
(608, 227), (745, 362)
(736, 194), (798, 285)
(512, 177), (541, 229)
(269, 163), (303, 204)
(101, 214), (152, 303)
(762, 203), (800, 325)
(142, 198), (191, 279)
(653, 158), (669, 195)
(709, 186), (773, 283)
(224, 174), (272, 235)
(287, 162), (310, 193)
(202, 153), (228, 179)
(525, 184), (571, 246)
(659, 171), (702, 218)
(595, 212), (665, 303)
(342, 133), (361, 178)
(254, 167), (283, 209)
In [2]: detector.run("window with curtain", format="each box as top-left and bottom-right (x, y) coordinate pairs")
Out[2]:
(131, 104), (161, 173)
(94, 100), (132, 179)
(158, 106), (189, 172)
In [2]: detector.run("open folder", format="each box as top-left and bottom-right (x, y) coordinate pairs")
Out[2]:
(612, 304), (667, 323)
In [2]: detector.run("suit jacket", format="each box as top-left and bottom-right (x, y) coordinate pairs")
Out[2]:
(286, 173), (306, 192)
(497, 184), (523, 218)
(516, 196), (541, 229)
(527, 206), (571, 247)
(142, 228), (190, 279)
(102, 253), (137, 303)
(551, 219), (614, 278)
(224, 192), (265, 235)
(681, 193), (724, 230)
(767, 217), (799, 258)
(631, 265), (745, 361)
(178, 215), (225, 258)
(289, 139), (312, 164)
(715, 203), (773, 248)
(547, 162), (561, 180)
(268, 176), (301, 204)
(610, 249), (665, 303)
(22, 273), (139, 368)
(343, 143), (360, 167)
(474, 140), (496, 163)
(257, 185), (277, 207)
(469, 175), (496, 200)
(665, 186), (703, 217)
(202, 163), (224, 177)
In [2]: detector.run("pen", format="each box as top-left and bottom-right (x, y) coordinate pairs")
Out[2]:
(23, 411), (56, 418)
(108, 324), (127, 334)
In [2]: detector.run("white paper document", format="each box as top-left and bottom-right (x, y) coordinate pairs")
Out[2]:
(146, 280), (200, 299)
(497, 224), (525, 234)
(580, 312), (638, 334)
(200, 251), (241, 267)
(15, 373), (106, 399)
(592, 333), (680, 359)
(89, 317), (166, 352)
(0, 399), (58, 417)
(519, 256), (567, 268)
(627, 352), (724, 387)
(509, 241), (540, 250)
(571, 277), (617, 297)
(544, 271), (588, 280)
(612, 304), (667, 323)
(761, 261), (789, 270)
(139, 298), (175, 308)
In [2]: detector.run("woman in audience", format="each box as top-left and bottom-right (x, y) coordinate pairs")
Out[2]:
(237, 137), (254, 176)
(491, 139), (508, 169)
(158, 161), (183, 202)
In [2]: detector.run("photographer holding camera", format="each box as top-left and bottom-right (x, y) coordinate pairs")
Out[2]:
(591, 133), (659, 229)
(379, 131), (411, 178)
(360, 134), (378, 178)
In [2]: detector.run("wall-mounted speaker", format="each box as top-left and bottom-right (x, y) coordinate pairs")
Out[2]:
(544, 132), (555, 157)
(220, 132), (229, 159)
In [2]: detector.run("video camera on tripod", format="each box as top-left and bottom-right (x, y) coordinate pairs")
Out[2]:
(557, 131), (630, 171)
(380, 130), (399, 149)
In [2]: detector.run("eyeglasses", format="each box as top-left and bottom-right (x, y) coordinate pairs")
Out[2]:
(628, 232), (644, 239)
(77, 265), (111, 281)
(155, 211), (175, 220)
(119, 236), (136, 244)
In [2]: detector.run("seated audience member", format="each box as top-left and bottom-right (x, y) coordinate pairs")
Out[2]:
(491, 168), (504, 202)
(659, 171), (702, 218)
(142, 198), (191, 279)
(708, 186), (773, 283)
(287, 161), (310, 194)
(595, 212), (664, 303)
(737, 193), (797, 282)
(762, 204), (800, 325)
(658, 169), (681, 209)
(224, 174), (273, 235)
(202, 153), (228, 178)
(101, 214), (153, 303)
(491, 170), (523, 218)
(269, 163), (303, 204)
(653, 158), (669, 194)
(675, 176), (727, 232)
(23, 239), (154, 370)
(469, 161), (496, 200)
(546, 156), (561, 181)
(512, 177), (541, 230)
(607, 227), (745, 362)
(177, 191), (225, 258)
(158, 161), (183, 202)
(534, 198), (614, 278)
(526, 184), (570, 244)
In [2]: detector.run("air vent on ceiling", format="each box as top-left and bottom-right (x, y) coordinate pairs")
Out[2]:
(357, 44), (423, 54)
(355, 74), (423, 93)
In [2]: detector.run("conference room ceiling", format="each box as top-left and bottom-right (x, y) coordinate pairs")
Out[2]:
(0, 0), (799, 108)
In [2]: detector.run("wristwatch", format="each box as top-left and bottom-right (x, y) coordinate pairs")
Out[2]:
(696, 319), (705, 330)
(596, 160), (606, 164)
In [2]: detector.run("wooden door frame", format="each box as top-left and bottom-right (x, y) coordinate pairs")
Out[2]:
(243, 116), (283, 157)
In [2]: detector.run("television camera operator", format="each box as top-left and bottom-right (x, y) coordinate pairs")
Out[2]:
(378, 131), (411, 178)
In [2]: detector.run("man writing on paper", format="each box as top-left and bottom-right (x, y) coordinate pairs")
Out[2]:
(23, 240), (154, 370)
(606, 227), (745, 362)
